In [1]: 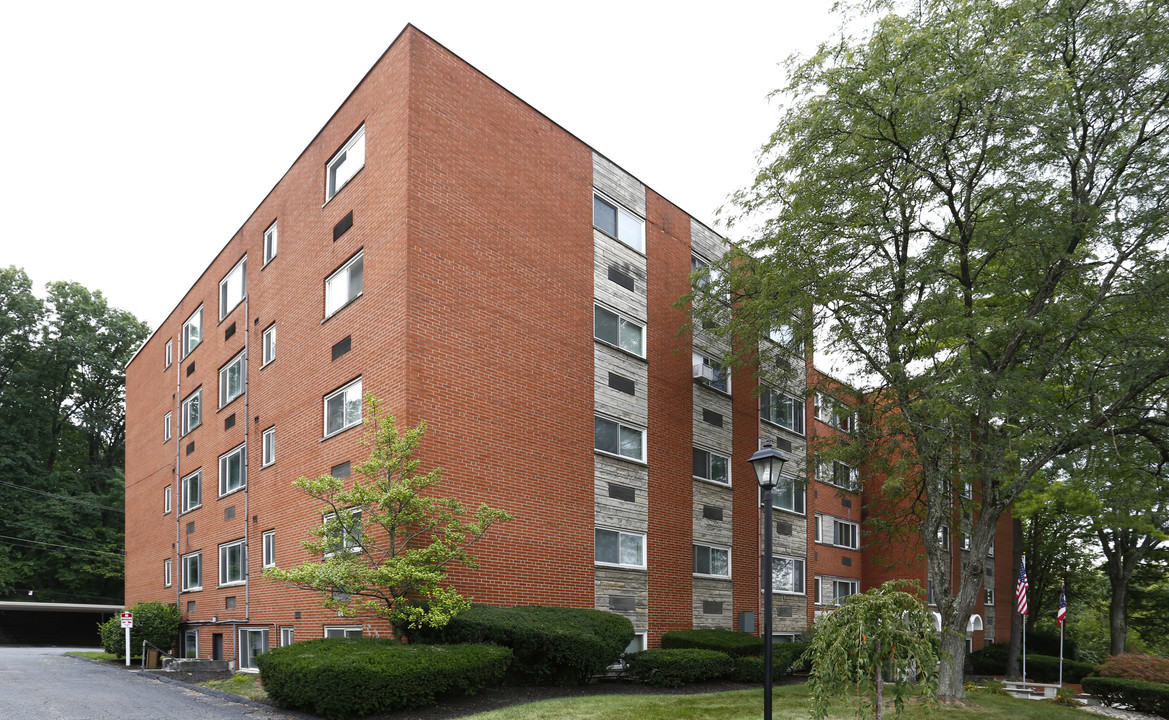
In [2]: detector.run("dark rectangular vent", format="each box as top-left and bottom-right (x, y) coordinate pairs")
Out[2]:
(609, 596), (636, 612)
(225, 597), (236, 610)
(777, 357), (792, 371)
(224, 322), (236, 341)
(186, 362), (195, 377)
(187, 601), (195, 613)
(702, 505), (724, 522)
(842, 556), (853, 567)
(776, 605), (793, 618)
(774, 436), (792, 453)
(702, 601), (724, 615)
(333, 211), (354, 241)
(702, 409), (723, 427)
(986, 566), (994, 577)
(607, 266), (635, 291)
(224, 506), (235, 521)
(331, 335), (352, 361)
(186, 522), (194, 534)
(777, 521), (793, 536)
(608, 483), (635, 502)
(294, 611), (301, 619)
(186, 442), (195, 455)
(224, 414), (236, 430)
(331, 461), (351, 479)
(607, 372), (635, 396)
(841, 498), (852, 508)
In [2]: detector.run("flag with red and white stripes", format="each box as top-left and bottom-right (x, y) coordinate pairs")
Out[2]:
(1016, 556), (1029, 616)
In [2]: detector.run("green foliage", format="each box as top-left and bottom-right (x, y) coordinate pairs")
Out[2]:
(1082, 676), (1169, 718)
(662, 629), (763, 657)
(1048, 686), (1083, 707)
(806, 581), (939, 719)
(624, 649), (735, 688)
(967, 680), (1009, 696)
(969, 644), (1092, 683)
(263, 398), (511, 636)
(1093, 653), (1169, 684)
(256, 637), (511, 720)
(406, 604), (633, 685)
(97, 602), (180, 658)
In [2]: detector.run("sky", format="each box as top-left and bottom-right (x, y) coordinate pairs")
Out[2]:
(0, 0), (842, 335)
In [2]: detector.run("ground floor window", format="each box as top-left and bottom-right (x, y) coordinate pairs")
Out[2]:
(183, 628), (198, 658)
(280, 626), (294, 647)
(324, 626), (362, 639)
(239, 628), (269, 671)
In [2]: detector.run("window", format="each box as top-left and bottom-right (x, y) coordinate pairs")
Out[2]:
(262, 426), (275, 467)
(239, 628), (268, 671)
(594, 416), (644, 462)
(263, 222), (277, 264)
(693, 447), (729, 485)
(262, 530), (275, 568)
(163, 412), (172, 443)
(165, 339), (172, 368)
(218, 351), (246, 408)
(593, 193), (644, 252)
(819, 459), (859, 491)
(324, 509), (363, 555)
(985, 588), (995, 605)
(624, 633), (646, 656)
(181, 551), (202, 592)
(262, 324), (275, 365)
(163, 485), (171, 515)
(816, 576), (859, 606)
(962, 480), (973, 498)
(181, 388), (202, 435)
(769, 555), (805, 594)
(164, 558), (172, 587)
(768, 478), (806, 515)
(181, 470), (201, 513)
(769, 324), (803, 353)
(692, 353), (729, 393)
(219, 539), (245, 586)
(595, 528), (645, 568)
(280, 627), (294, 647)
(814, 393), (855, 431)
(962, 532), (972, 550)
(182, 307), (202, 357)
(218, 443), (247, 496)
(691, 255), (727, 301)
(326, 125), (365, 201)
(693, 544), (730, 577)
(219, 257), (247, 320)
(938, 525), (950, 550)
(183, 629), (198, 658)
(594, 305), (644, 357)
(324, 377), (363, 437)
(988, 538), (995, 557)
(325, 251), (364, 317)
(815, 514), (859, 549)
(761, 388), (804, 434)
(324, 626), (363, 639)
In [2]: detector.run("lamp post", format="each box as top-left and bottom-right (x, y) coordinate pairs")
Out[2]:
(749, 441), (787, 720)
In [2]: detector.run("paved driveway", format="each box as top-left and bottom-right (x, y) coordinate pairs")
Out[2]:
(0, 646), (296, 720)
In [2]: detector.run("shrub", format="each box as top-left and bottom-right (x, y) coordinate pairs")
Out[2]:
(624, 648), (734, 688)
(662, 629), (763, 657)
(1026, 654), (1094, 684)
(1082, 676), (1169, 718)
(968, 679), (1010, 696)
(98, 602), (180, 659)
(1093, 653), (1169, 684)
(731, 653), (799, 683)
(406, 604), (633, 685)
(1049, 686), (1083, 707)
(257, 637), (511, 720)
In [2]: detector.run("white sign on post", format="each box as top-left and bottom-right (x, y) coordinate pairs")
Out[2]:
(121, 612), (133, 666)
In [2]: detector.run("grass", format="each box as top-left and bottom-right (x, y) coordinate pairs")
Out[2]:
(198, 673), (268, 702)
(67, 651), (118, 661)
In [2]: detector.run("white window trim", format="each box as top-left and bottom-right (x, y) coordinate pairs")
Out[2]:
(280, 626), (294, 647)
(164, 339), (172, 368)
(324, 250), (364, 319)
(218, 350), (247, 409)
(180, 469), (202, 514)
(323, 508), (363, 556)
(261, 426), (275, 467)
(323, 625), (363, 639)
(263, 221), (278, 265)
(593, 191), (645, 253)
(768, 554), (805, 595)
(939, 524), (950, 550)
(818, 458), (860, 491)
(218, 539), (246, 587)
(760, 387), (805, 436)
(181, 551), (202, 592)
(262, 530), (275, 568)
(182, 306), (202, 358)
(164, 558), (172, 588)
(594, 415), (646, 463)
(693, 446), (731, 486)
(815, 513), (860, 550)
(593, 304), (646, 358)
(594, 527), (646, 570)
(184, 629), (199, 658)
(988, 538), (995, 557)
(764, 477), (806, 516)
(816, 575), (860, 606)
(238, 627), (269, 672)
(985, 588), (995, 605)
(218, 443), (247, 497)
(692, 543), (731, 578)
(692, 352), (731, 394)
(163, 412), (172, 443)
(261, 324), (276, 366)
(181, 387), (202, 436)
(326, 125), (366, 202)
(163, 485), (171, 515)
(219, 256), (247, 321)
(323, 377), (363, 438)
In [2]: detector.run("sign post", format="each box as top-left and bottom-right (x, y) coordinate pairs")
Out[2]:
(120, 612), (133, 667)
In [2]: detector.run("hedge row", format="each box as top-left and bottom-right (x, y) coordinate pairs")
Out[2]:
(1094, 653), (1169, 684)
(662, 629), (763, 657)
(256, 638), (511, 720)
(624, 649), (735, 687)
(406, 605), (633, 685)
(969, 647), (1093, 683)
(1082, 676), (1169, 718)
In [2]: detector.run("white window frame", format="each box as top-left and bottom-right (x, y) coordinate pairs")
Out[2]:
(324, 250), (364, 318)
(962, 480), (974, 498)
(594, 527), (646, 569)
(938, 524), (950, 550)
(262, 324), (275, 366)
(181, 551), (202, 592)
(183, 629), (199, 658)
(985, 588), (995, 605)
(323, 508), (363, 556)
(261, 426), (275, 467)
(218, 350), (247, 408)
(962, 532), (972, 550)
(182, 306), (202, 358)
(280, 626), (294, 647)
(692, 352), (730, 394)
(594, 416), (645, 463)
(323, 626), (363, 639)
(218, 539), (246, 587)
(163, 485), (171, 515)
(988, 538), (995, 557)
(814, 392), (856, 432)
(164, 558), (172, 588)
(326, 125), (366, 201)
(693, 447), (730, 485)
(219, 256), (247, 320)
(163, 412), (172, 443)
(593, 192), (644, 252)
(181, 388), (202, 436)
(165, 339), (172, 368)
(769, 554), (805, 595)
(239, 627), (269, 672)
(181, 469), (202, 513)
(324, 377), (363, 438)
(761, 387), (805, 435)
(816, 575), (859, 606)
(218, 443), (247, 497)
(819, 458), (859, 491)
(815, 514), (859, 550)
(692, 543), (731, 578)
(594, 304), (645, 357)
(766, 477), (806, 515)
(263, 221), (278, 265)
(262, 530), (275, 568)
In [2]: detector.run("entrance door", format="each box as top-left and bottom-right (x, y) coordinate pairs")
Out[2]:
(212, 633), (223, 661)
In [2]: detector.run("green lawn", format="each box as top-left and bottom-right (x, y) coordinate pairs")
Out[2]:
(198, 673), (268, 702)
(67, 651), (118, 661)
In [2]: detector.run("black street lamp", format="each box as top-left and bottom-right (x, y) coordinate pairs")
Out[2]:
(749, 441), (787, 720)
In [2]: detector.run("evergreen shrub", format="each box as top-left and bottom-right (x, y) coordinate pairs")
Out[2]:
(1082, 676), (1169, 718)
(1093, 653), (1169, 684)
(97, 602), (180, 659)
(662, 628), (763, 657)
(624, 648), (734, 688)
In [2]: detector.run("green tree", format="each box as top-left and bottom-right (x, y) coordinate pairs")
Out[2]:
(265, 397), (512, 638)
(807, 581), (939, 720)
(694, 0), (1169, 698)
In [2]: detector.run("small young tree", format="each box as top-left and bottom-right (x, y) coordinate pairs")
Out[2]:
(264, 396), (512, 638)
(807, 581), (939, 720)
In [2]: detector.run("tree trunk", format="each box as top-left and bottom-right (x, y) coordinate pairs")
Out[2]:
(937, 628), (967, 699)
(1108, 570), (1128, 656)
(875, 641), (884, 720)
(1005, 517), (1023, 678)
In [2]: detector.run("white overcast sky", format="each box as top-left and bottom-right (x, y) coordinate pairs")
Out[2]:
(0, 0), (841, 333)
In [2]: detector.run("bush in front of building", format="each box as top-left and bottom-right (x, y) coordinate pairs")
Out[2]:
(256, 637), (512, 720)
(1092, 652), (1169, 684)
(661, 628), (764, 657)
(624, 648), (735, 688)
(97, 602), (181, 659)
(729, 642), (811, 682)
(407, 604), (633, 685)
(968, 644), (1092, 683)
(1082, 676), (1169, 718)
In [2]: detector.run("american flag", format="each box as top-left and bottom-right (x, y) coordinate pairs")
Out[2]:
(1057, 580), (1067, 626)
(1016, 556), (1029, 616)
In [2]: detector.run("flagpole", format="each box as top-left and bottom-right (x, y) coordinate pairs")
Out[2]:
(1059, 618), (1064, 687)
(1020, 553), (1027, 683)
(1058, 578), (1066, 688)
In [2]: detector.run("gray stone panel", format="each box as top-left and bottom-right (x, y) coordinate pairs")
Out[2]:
(693, 577), (734, 629)
(595, 567), (648, 631)
(594, 231), (647, 322)
(593, 154), (646, 217)
(693, 482), (733, 547)
(693, 385), (733, 451)
(690, 219), (729, 264)
(594, 455), (648, 533)
(595, 344), (649, 426)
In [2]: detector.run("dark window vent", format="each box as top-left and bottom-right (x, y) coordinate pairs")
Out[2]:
(331, 335), (352, 361)
(841, 498), (852, 508)
(186, 362), (195, 377)
(608, 483), (635, 502)
(186, 442), (195, 455)
(224, 414), (236, 430)
(333, 211), (354, 241)
(225, 506), (236, 521)
(607, 373), (635, 396)
(842, 556), (853, 567)
(224, 322), (236, 341)
(986, 566), (994, 577)
(186, 522), (194, 535)
(775, 605), (793, 618)
(774, 436), (792, 453)
(609, 596), (636, 612)
(607, 266), (635, 292)
(702, 409), (724, 428)
(702, 505), (724, 522)
(294, 611), (302, 619)
(777, 521), (793, 536)
(331, 461), (351, 479)
(225, 597), (236, 610)
(702, 601), (724, 615)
